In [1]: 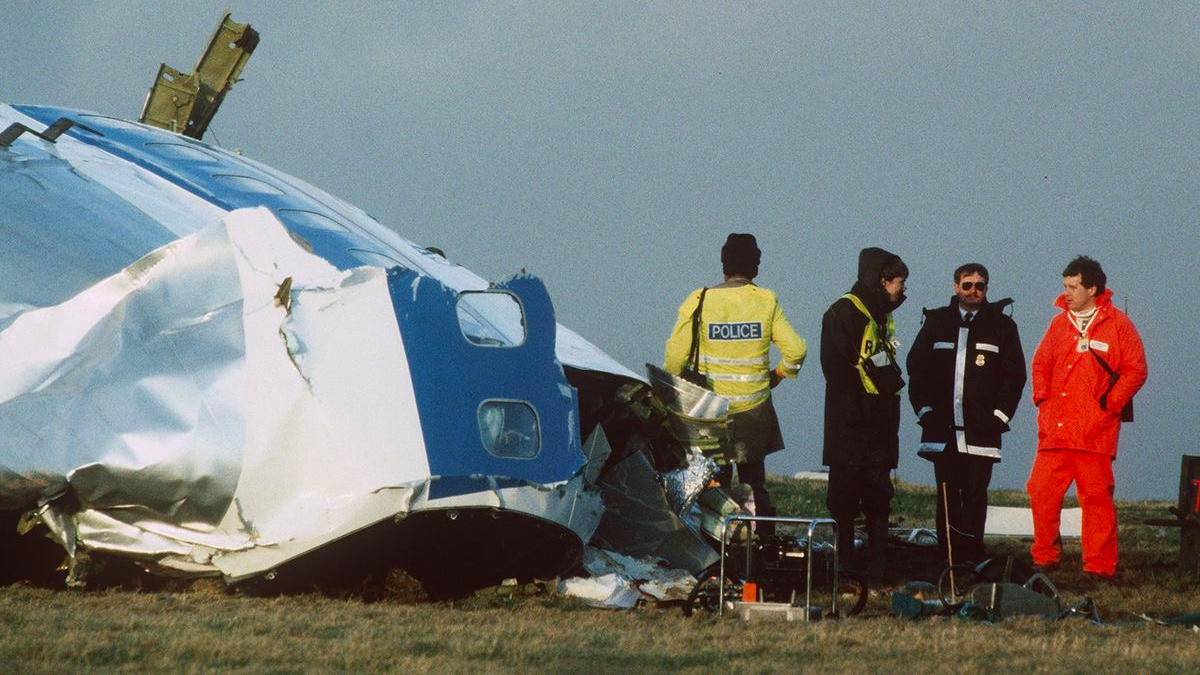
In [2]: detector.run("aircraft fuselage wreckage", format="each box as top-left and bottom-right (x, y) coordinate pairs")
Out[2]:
(0, 15), (718, 592)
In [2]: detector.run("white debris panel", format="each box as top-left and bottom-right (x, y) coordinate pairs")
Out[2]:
(557, 547), (698, 608)
(0, 209), (446, 577)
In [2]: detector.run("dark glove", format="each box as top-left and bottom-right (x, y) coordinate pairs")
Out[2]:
(769, 369), (782, 389)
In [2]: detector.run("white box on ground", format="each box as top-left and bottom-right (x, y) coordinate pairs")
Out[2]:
(985, 506), (1082, 538)
(733, 601), (818, 622)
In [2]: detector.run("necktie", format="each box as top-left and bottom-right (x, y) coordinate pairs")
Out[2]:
(965, 312), (974, 324)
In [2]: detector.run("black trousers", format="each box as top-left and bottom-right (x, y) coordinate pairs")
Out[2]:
(931, 450), (994, 565)
(825, 464), (894, 575)
(825, 464), (894, 521)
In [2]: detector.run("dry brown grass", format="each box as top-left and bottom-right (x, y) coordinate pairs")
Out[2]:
(2, 477), (1198, 672)
(3, 585), (1199, 673)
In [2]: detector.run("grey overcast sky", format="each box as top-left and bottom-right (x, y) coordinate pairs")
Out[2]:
(2, 2), (1196, 499)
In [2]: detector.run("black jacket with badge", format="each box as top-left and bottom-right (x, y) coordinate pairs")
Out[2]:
(906, 296), (1027, 460)
(821, 247), (905, 468)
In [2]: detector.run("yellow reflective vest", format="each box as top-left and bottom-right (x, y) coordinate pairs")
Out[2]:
(664, 281), (807, 414)
(843, 292), (898, 395)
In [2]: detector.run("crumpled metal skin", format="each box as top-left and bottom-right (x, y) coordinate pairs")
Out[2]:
(663, 449), (718, 517)
(645, 364), (729, 459)
(591, 450), (719, 575)
(1, 211), (420, 569)
(0, 209), (603, 582)
(0, 102), (625, 585)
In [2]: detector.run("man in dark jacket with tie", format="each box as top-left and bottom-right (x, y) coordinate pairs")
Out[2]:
(906, 263), (1027, 565)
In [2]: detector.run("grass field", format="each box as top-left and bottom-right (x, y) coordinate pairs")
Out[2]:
(3, 477), (1200, 673)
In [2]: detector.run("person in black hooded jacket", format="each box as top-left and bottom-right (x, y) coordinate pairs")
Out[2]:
(906, 263), (1026, 566)
(821, 247), (908, 579)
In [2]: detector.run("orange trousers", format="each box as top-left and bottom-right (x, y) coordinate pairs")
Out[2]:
(1025, 449), (1117, 576)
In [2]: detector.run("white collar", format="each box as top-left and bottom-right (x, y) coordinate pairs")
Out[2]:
(1068, 306), (1098, 334)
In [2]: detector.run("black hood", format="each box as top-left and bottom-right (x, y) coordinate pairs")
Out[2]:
(850, 246), (905, 320)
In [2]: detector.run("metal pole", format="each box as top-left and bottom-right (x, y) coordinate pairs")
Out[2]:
(718, 515), (729, 617)
(804, 520), (816, 620)
(942, 481), (956, 598)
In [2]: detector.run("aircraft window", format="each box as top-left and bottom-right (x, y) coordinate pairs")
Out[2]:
(143, 142), (219, 162)
(277, 209), (351, 233)
(477, 400), (540, 459)
(347, 248), (407, 269)
(456, 291), (526, 347)
(211, 174), (285, 195)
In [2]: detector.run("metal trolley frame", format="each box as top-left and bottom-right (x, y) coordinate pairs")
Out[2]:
(717, 515), (840, 620)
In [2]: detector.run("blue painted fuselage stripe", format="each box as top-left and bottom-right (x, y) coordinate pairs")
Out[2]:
(387, 269), (584, 489)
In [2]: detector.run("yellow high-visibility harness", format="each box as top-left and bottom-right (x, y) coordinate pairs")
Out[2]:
(842, 293), (897, 395)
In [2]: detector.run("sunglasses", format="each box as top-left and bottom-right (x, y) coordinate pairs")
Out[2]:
(960, 281), (988, 291)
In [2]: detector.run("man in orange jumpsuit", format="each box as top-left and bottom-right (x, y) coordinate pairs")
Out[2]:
(1027, 256), (1147, 579)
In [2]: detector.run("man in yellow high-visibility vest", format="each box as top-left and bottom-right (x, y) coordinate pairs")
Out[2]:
(665, 233), (808, 524)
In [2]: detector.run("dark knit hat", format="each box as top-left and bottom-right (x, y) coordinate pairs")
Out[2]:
(721, 233), (761, 277)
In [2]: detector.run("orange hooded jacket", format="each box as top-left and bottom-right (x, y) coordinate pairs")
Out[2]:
(1031, 288), (1147, 458)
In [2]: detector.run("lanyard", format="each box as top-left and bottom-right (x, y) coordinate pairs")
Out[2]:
(1068, 309), (1096, 353)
